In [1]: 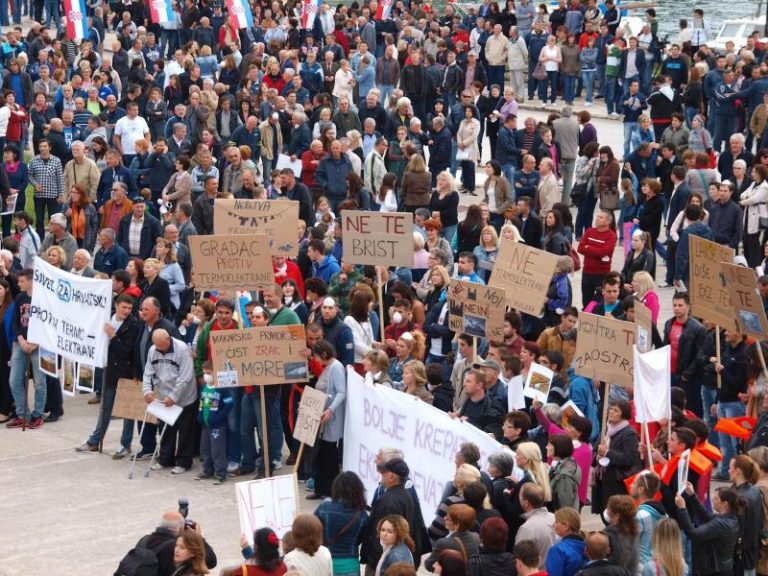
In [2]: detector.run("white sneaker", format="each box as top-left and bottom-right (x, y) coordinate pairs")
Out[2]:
(171, 466), (189, 475)
(150, 462), (167, 471)
(610, 112), (620, 118)
(227, 461), (240, 473)
(585, 102), (593, 107)
(112, 445), (131, 460)
(272, 460), (283, 471)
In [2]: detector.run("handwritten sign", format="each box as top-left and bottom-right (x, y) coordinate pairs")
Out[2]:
(293, 387), (328, 447)
(448, 280), (505, 340)
(488, 242), (559, 316)
(721, 262), (768, 338)
(214, 199), (300, 257)
(573, 312), (636, 387)
(236, 475), (296, 545)
(689, 236), (736, 331)
(340, 210), (414, 267)
(189, 234), (274, 292)
(113, 378), (158, 424)
(210, 325), (309, 387)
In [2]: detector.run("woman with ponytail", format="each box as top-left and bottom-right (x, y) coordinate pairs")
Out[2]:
(730, 454), (763, 576)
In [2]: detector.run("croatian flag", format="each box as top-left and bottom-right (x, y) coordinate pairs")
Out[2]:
(64, 0), (88, 40)
(149, 0), (175, 24)
(301, 0), (320, 30)
(226, 0), (254, 29)
(375, 0), (393, 20)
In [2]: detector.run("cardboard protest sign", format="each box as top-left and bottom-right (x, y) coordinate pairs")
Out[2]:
(488, 242), (559, 316)
(236, 475), (296, 545)
(523, 362), (554, 404)
(720, 262), (768, 338)
(343, 368), (505, 523)
(448, 280), (505, 340)
(210, 325), (309, 387)
(113, 379), (159, 424)
(573, 312), (635, 387)
(293, 387), (328, 447)
(214, 199), (300, 257)
(340, 210), (414, 268)
(689, 236), (736, 331)
(28, 257), (112, 367)
(189, 234), (274, 292)
(634, 300), (653, 354)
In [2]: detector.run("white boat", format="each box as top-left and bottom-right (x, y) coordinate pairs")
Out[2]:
(709, 16), (767, 52)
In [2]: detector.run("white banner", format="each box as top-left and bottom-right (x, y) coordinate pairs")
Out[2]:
(27, 257), (112, 367)
(633, 345), (672, 424)
(343, 368), (505, 522)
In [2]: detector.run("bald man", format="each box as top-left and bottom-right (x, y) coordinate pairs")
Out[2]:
(142, 328), (197, 474)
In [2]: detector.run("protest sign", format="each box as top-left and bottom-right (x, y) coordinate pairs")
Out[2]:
(573, 312), (635, 387)
(488, 242), (559, 316)
(633, 345), (671, 424)
(214, 199), (300, 257)
(343, 368), (504, 522)
(27, 257), (112, 367)
(340, 211), (414, 268)
(523, 362), (554, 403)
(60, 357), (77, 397)
(236, 475), (296, 546)
(677, 449), (691, 495)
(720, 262), (768, 339)
(189, 234), (274, 292)
(293, 387), (328, 447)
(634, 300), (653, 354)
(448, 280), (505, 340)
(689, 236), (736, 331)
(275, 154), (302, 177)
(561, 400), (584, 424)
(113, 378), (158, 424)
(210, 325), (309, 387)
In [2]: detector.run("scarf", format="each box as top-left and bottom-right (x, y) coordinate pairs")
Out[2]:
(5, 160), (19, 175)
(71, 205), (86, 240)
(375, 545), (394, 576)
(605, 420), (629, 447)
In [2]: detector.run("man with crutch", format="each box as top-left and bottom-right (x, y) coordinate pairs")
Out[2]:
(143, 328), (198, 475)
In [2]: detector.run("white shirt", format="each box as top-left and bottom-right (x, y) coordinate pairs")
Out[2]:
(114, 116), (149, 156)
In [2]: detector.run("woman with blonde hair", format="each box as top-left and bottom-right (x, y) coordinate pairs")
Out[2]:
(428, 464), (482, 544)
(430, 170), (460, 242)
(155, 237), (186, 313)
(141, 257), (173, 318)
(401, 153), (432, 212)
(45, 245), (67, 269)
(456, 106), (481, 195)
(412, 232), (430, 278)
(473, 225), (499, 282)
(423, 264), (451, 311)
(364, 349), (394, 387)
(516, 441), (552, 501)
(631, 270), (660, 324)
(641, 518), (685, 576)
(402, 360), (433, 404)
(500, 222), (523, 243)
(387, 332), (426, 388)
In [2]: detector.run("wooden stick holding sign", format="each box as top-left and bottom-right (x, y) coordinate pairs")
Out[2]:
(376, 267), (386, 344)
(260, 385), (270, 479)
(715, 326), (722, 389)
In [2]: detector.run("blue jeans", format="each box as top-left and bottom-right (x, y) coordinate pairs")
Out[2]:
(582, 70), (596, 103)
(488, 65), (505, 90)
(575, 193), (598, 239)
(241, 389), (284, 472)
(227, 387), (242, 465)
(641, 56), (654, 94)
(595, 64), (606, 96)
(450, 139), (458, 176)
(44, 0), (61, 31)
(86, 374), (155, 450)
(442, 224), (457, 244)
(9, 345), (44, 419)
(718, 400), (745, 475)
(502, 164), (516, 191)
(712, 115), (736, 153)
(379, 84), (395, 103)
(540, 71), (558, 103)
(528, 62), (540, 100)
(159, 29), (180, 59)
(605, 77), (619, 114)
(684, 106), (698, 129)
(460, 160), (475, 192)
(623, 121), (639, 158)
(562, 74), (576, 104)
(700, 386), (720, 448)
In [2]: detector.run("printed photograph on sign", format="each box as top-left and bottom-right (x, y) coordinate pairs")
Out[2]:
(740, 311), (763, 336)
(523, 362), (554, 404)
(76, 364), (95, 393)
(39, 348), (58, 378)
(60, 357), (77, 397)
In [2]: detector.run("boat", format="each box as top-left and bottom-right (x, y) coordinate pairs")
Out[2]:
(708, 0), (767, 52)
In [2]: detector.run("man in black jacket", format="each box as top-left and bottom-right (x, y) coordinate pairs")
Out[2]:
(511, 196), (543, 249)
(663, 293), (707, 417)
(428, 117), (452, 186)
(135, 510), (217, 576)
(361, 458), (425, 574)
(116, 198), (164, 260)
(76, 293), (141, 453)
(400, 51), (429, 122)
(706, 182), (742, 249)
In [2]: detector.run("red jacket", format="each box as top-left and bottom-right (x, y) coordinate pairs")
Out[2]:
(577, 226), (617, 276)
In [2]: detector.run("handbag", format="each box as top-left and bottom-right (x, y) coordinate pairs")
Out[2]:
(533, 63), (548, 81)
(600, 184), (620, 211)
(456, 147), (471, 161)
(566, 241), (581, 272)
(570, 181), (587, 203)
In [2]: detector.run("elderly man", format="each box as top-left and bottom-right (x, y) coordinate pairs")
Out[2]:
(117, 198), (163, 260)
(515, 483), (557, 569)
(64, 141), (101, 202)
(288, 111), (311, 160)
(260, 112), (283, 184)
(718, 132), (755, 182)
(71, 249), (96, 277)
(221, 147), (245, 197)
(28, 138), (64, 239)
(315, 140), (353, 210)
(41, 213), (77, 270)
(364, 136), (388, 198)
(192, 176), (218, 235)
(143, 329), (197, 474)
(94, 228), (129, 277)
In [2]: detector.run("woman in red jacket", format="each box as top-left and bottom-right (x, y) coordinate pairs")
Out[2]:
(577, 208), (618, 306)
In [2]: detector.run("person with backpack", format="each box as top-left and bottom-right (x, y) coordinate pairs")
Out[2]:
(123, 510), (217, 576)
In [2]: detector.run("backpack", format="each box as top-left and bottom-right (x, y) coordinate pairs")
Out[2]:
(113, 547), (158, 576)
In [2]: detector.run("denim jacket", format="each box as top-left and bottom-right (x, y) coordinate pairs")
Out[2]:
(314, 500), (369, 559)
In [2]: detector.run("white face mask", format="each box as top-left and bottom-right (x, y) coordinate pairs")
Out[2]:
(284, 296), (293, 304)
(192, 316), (202, 325)
(392, 311), (403, 325)
(203, 373), (213, 384)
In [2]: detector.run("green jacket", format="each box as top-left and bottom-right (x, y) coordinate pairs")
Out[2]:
(194, 318), (240, 377)
(269, 306), (301, 326)
(327, 269), (363, 315)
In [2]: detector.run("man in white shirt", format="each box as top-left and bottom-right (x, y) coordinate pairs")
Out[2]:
(113, 101), (150, 166)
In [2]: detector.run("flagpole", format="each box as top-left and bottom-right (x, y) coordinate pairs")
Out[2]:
(715, 325), (722, 390)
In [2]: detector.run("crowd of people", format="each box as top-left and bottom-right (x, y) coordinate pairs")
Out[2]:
(1, 0), (768, 575)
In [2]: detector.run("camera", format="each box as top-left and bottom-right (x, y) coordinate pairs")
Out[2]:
(179, 498), (197, 529)
(158, 200), (173, 215)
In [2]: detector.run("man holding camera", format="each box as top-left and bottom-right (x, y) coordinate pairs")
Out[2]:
(142, 328), (197, 474)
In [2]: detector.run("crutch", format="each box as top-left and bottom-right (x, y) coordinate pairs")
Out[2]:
(145, 421), (169, 478)
(128, 406), (151, 479)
